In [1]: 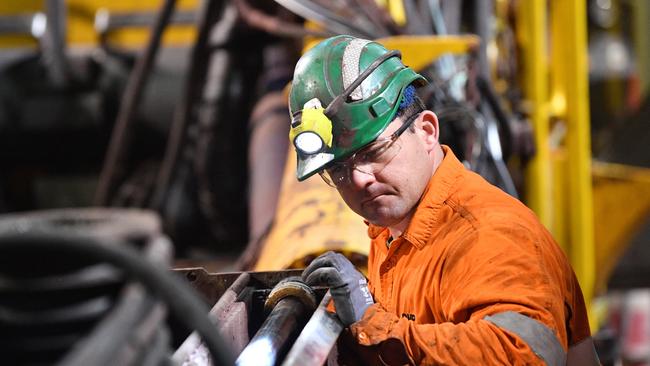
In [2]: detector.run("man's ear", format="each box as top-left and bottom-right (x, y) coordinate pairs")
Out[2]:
(417, 110), (439, 150)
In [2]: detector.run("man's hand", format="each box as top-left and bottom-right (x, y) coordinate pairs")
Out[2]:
(302, 251), (374, 326)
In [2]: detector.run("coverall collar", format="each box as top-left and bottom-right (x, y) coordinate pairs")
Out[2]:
(367, 145), (463, 250)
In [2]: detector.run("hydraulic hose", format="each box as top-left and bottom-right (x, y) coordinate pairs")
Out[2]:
(0, 232), (235, 366)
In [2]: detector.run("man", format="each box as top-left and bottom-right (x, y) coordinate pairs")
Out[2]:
(288, 35), (599, 365)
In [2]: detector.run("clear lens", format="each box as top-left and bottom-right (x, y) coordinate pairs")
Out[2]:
(318, 111), (418, 188)
(319, 138), (402, 187)
(354, 138), (401, 174)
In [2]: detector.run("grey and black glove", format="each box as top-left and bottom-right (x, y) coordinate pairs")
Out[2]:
(302, 251), (374, 326)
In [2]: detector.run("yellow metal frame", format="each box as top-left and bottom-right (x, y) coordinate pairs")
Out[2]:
(553, 0), (595, 318)
(518, 0), (552, 227)
(518, 0), (596, 328)
(378, 35), (480, 71)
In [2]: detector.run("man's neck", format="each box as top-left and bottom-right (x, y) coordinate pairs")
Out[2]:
(388, 210), (414, 240)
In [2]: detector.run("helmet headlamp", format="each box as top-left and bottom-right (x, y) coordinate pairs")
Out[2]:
(289, 98), (333, 156)
(294, 131), (324, 155)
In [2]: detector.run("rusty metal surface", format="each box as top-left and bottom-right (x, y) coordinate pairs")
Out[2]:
(177, 301), (249, 366)
(176, 268), (304, 305)
(175, 272), (250, 364)
(173, 269), (330, 365)
(173, 272), (251, 365)
(264, 277), (317, 313)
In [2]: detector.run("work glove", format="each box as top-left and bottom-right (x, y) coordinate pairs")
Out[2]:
(302, 251), (374, 326)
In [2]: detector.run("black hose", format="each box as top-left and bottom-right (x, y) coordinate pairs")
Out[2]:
(0, 232), (235, 366)
(476, 76), (514, 158)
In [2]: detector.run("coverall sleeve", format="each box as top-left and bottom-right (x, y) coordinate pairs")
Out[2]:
(349, 226), (569, 365)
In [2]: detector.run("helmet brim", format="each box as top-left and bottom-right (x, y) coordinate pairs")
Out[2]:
(296, 152), (335, 181)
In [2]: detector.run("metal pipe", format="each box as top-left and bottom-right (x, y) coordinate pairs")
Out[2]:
(43, 0), (68, 87)
(273, 0), (377, 38)
(0, 14), (39, 35)
(94, 0), (179, 206)
(474, 0), (493, 81)
(427, 0), (465, 101)
(236, 297), (309, 366)
(235, 0), (332, 39)
(237, 278), (316, 366)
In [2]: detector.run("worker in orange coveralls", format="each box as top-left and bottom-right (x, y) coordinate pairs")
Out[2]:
(288, 35), (600, 365)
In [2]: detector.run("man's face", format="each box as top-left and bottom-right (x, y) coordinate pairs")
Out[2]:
(332, 112), (438, 227)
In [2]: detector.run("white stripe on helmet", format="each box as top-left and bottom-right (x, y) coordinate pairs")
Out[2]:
(341, 38), (371, 101)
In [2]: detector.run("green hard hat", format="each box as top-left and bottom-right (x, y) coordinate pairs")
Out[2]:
(289, 35), (428, 181)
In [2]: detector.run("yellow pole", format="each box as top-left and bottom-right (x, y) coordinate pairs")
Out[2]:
(518, 0), (552, 228)
(551, 0), (596, 329)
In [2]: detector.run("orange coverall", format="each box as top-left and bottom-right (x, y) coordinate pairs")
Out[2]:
(345, 146), (591, 365)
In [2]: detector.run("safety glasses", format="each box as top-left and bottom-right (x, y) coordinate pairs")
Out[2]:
(319, 111), (421, 187)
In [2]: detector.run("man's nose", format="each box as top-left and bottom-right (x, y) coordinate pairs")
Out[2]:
(349, 165), (375, 188)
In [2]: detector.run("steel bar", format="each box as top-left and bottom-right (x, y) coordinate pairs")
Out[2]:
(281, 292), (344, 366)
(94, 0), (178, 206)
(43, 0), (69, 87)
(0, 14), (40, 35)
